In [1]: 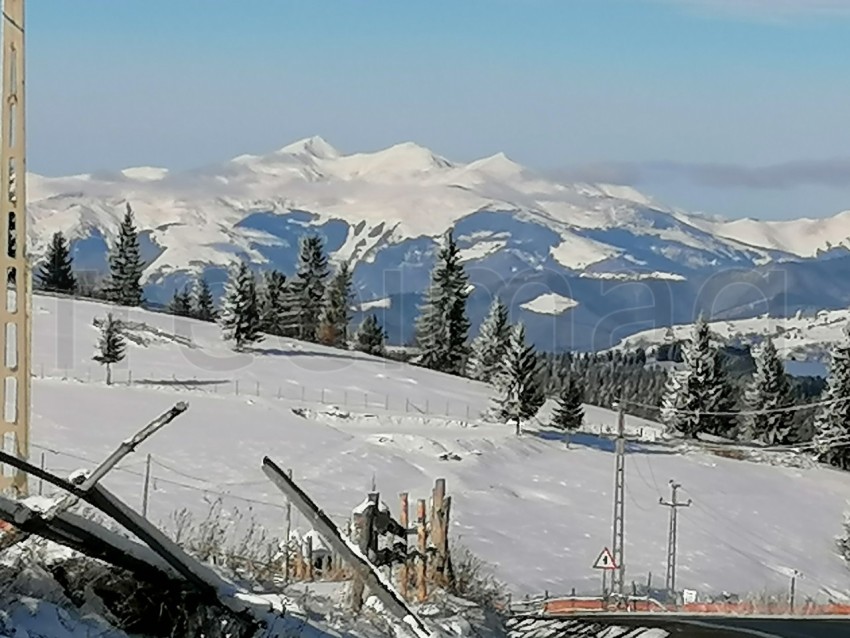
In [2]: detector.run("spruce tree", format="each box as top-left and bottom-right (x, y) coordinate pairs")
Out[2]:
(93, 313), (126, 386)
(167, 284), (193, 317)
(319, 261), (354, 348)
(661, 317), (737, 438)
(193, 277), (217, 321)
(37, 231), (77, 294)
(814, 333), (850, 469)
(552, 376), (584, 446)
(282, 235), (329, 342)
(743, 338), (794, 444)
(492, 322), (545, 435)
(466, 296), (510, 383)
(259, 269), (287, 335)
(414, 227), (470, 375)
(220, 261), (263, 351)
(354, 313), (387, 357)
(105, 203), (145, 306)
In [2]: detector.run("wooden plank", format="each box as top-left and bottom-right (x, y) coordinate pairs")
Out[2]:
(261, 456), (434, 638)
(399, 492), (409, 600)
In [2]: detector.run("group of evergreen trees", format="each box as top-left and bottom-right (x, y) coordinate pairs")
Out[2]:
(412, 230), (580, 435)
(216, 234), (386, 355)
(36, 203), (147, 305)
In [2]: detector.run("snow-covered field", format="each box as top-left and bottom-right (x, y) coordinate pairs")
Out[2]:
(20, 294), (850, 601)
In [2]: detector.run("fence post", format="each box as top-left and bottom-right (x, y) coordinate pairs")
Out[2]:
(256, 380), (260, 396)
(305, 535), (314, 582)
(466, 404), (470, 420)
(416, 498), (428, 602)
(405, 398), (410, 412)
(284, 468), (293, 583)
(344, 390), (349, 405)
(128, 369), (133, 386)
(426, 399), (430, 414)
(38, 452), (45, 495)
(385, 394), (389, 410)
(399, 492), (410, 600)
(277, 386), (281, 400)
(364, 393), (368, 408)
(321, 388), (326, 403)
(301, 385), (306, 402)
(235, 380), (239, 396)
(141, 453), (152, 518)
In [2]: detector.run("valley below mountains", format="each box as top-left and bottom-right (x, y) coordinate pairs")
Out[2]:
(28, 136), (850, 351)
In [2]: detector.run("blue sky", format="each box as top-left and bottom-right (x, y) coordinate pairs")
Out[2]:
(26, 0), (850, 219)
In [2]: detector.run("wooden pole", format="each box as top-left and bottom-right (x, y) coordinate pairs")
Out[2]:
(141, 453), (152, 518)
(284, 468), (292, 583)
(429, 479), (446, 585)
(441, 495), (453, 588)
(305, 535), (314, 581)
(416, 498), (428, 602)
(399, 492), (410, 600)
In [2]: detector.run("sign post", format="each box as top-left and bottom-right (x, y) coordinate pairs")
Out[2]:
(593, 547), (617, 599)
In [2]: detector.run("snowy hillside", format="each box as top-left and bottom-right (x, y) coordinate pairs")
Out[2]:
(21, 294), (850, 601)
(34, 135), (850, 350)
(616, 309), (850, 370)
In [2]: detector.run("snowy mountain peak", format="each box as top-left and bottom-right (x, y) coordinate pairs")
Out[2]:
(466, 151), (525, 177)
(279, 135), (340, 159)
(334, 141), (454, 179)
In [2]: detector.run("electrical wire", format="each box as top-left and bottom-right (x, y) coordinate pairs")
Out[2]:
(625, 395), (846, 418)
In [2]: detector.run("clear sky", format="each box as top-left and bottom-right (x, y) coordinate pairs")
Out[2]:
(25, 0), (850, 220)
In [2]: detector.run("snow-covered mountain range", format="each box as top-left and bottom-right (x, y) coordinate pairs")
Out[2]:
(28, 136), (850, 349)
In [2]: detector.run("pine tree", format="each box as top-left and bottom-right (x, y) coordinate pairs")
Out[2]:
(219, 261), (263, 351)
(319, 261), (354, 348)
(36, 231), (77, 294)
(282, 235), (329, 342)
(466, 296), (510, 383)
(661, 317), (737, 438)
(814, 333), (850, 469)
(552, 376), (584, 445)
(167, 284), (193, 317)
(193, 277), (217, 321)
(93, 313), (126, 386)
(354, 313), (387, 357)
(259, 270), (287, 335)
(743, 338), (794, 444)
(105, 203), (145, 306)
(414, 228), (470, 375)
(492, 322), (545, 435)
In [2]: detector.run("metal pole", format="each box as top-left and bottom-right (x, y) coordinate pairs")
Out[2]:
(659, 480), (691, 595)
(611, 399), (626, 598)
(141, 453), (151, 518)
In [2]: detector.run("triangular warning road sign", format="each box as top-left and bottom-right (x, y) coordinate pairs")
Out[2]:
(593, 547), (617, 570)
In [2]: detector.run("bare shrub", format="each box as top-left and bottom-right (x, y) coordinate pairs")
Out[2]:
(165, 497), (284, 587)
(447, 543), (508, 611)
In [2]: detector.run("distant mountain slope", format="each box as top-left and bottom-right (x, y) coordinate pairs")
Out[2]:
(25, 136), (850, 349)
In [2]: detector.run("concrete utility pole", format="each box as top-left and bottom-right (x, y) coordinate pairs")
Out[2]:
(610, 400), (626, 598)
(0, 0), (30, 498)
(659, 480), (691, 594)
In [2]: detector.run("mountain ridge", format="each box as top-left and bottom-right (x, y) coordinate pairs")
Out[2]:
(25, 136), (850, 349)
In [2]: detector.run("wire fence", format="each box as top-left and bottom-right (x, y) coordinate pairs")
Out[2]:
(31, 362), (482, 422)
(27, 442), (353, 538)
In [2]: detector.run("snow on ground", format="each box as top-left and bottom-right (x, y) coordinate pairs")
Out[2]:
(579, 271), (686, 282)
(615, 309), (850, 364)
(21, 294), (850, 601)
(519, 293), (578, 316)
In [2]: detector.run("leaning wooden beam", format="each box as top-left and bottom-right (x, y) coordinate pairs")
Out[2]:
(0, 402), (188, 551)
(262, 456), (436, 638)
(0, 448), (272, 631)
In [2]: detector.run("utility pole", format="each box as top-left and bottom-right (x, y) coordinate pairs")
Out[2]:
(611, 400), (626, 598)
(659, 480), (691, 594)
(0, 0), (31, 498)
